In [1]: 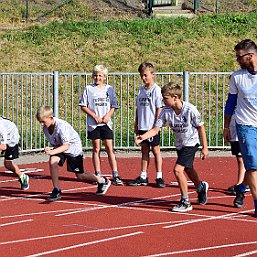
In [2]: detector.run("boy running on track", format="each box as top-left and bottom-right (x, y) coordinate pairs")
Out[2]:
(36, 106), (111, 201)
(0, 116), (29, 190)
(129, 62), (164, 188)
(135, 82), (209, 212)
(79, 64), (124, 186)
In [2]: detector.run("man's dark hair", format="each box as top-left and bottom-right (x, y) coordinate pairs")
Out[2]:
(235, 39), (257, 53)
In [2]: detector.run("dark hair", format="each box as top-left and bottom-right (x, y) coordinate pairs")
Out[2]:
(138, 62), (155, 73)
(234, 39), (257, 54)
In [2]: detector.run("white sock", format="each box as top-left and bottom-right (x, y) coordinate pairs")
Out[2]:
(156, 171), (163, 179)
(140, 171), (147, 179)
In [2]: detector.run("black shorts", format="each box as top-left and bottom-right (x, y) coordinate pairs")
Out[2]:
(138, 130), (160, 147)
(176, 144), (199, 169)
(4, 144), (19, 160)
(230, 141), (242, 157)
(88, 125), (113, 140)
(54, 153), (84, 174)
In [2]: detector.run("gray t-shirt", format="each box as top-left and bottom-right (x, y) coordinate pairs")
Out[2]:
(43, 117), (82, 157)
(79, 83), (119, 132)
(0, 117), (19, 147)
(155, 102), (204, 150)
(135, 83), (162, 130)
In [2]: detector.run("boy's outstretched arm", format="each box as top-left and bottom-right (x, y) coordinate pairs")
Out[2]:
(197, 125), (208, 160)
(135, 126), (160, 145)
(44, 144), (70, 156)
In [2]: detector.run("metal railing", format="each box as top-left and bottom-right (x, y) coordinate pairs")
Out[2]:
(0, 71), (231, 153)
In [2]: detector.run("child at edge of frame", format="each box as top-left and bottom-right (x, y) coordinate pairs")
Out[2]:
(135, 82), (209, 212)
(129, 61), (165, 188)
(36, 105), (111, 202)
(79, 64), (124, 186)
(0, 116), (29, 190)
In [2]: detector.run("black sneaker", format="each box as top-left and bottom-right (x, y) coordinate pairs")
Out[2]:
(171, 199), (193, 212)
(96, 177), (111, 195)
(197, 181), (209, 205)
(129, 176), (148, 186)
(234, 191), (245, 208)
(19, 174), (29, 190)
(112, 176), (124, 186)
(156, 178), (166, 188)
(48, 188), (61, 202)
(228, 184), (250, 195)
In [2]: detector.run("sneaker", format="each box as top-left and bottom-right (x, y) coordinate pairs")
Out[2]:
(129, 176), (148, 186)
(197, 181), (209, 205)
(254, 207), (257, 217)
(96, 177), (111, 195)
(171, 199), (193, 212)
(112, 176), (124, 186)
(156, 178), (166, 188)
(234, 191), (245, 208)
(19, 174), (29, 190)
(48, 188), (61, 202)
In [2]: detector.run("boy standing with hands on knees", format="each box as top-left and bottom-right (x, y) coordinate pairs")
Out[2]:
(129, 62), (164, 188)
(36, 106), (111, 201)
(135, 82), (209, 212)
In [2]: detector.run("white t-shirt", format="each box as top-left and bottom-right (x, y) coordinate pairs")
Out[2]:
(229, 69), (257, 127)
(155, 102), (204, 150)
(0, 117), (19, 147)
(229, 113), (238, 142)
(79, 83), (119, 132)
(43, 118), (82, 157)
(135, 83), (162, 130)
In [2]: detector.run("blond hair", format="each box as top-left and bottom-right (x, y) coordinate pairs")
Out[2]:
(92, 64), (108, 76)
(161, 82), (182, 99)
(36, 106), (54, 121)
(138, 62), (155, 74)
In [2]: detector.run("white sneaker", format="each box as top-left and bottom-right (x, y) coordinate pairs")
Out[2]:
(171, 199), (193, 212)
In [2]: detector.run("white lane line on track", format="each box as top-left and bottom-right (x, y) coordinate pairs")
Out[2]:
(0, 219), (33, 227)
(233, 249), (257, 257)
(0, 220), (185, 246)
(163, 208), (254, 229)
(25, 231), (143, 257)
(4, 168), (44, 174)
(141, 240), (257, 257)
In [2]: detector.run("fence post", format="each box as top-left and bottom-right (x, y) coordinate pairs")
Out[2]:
(148, 0), (153, 17)
(53, 71), (59, 118)
(194, 0), (198, 14)
(183, 71), (189, 102)
(25, 0), (29, 19)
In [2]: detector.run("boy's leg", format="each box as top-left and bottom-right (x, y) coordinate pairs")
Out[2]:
(49, 155), (61, 189)
(152, 144), (165, 188)
(4, 159), (29, 190)
(92, 139), (101, 176)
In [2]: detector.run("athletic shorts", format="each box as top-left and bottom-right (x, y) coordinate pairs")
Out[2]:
(176, 144), (199, 169)
(4, 144), (19, 160)
(230, 141), (242, 157)
(236, 124), (257, 171)
(138, 130), (160, 147)
(87, 125), (113, 140)
(54, 153), (84, 174)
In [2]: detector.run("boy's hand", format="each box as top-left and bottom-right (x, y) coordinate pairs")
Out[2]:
(44, 147), (52, 155)
(93, 115), (102, 124)
(200, 147), (208, 160)
(135, 136), (143, 146)
(102, 114), (110, 123)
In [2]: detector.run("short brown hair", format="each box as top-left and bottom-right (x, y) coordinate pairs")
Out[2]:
(161, 82), (182, 99)
(138, 62), (155, 73)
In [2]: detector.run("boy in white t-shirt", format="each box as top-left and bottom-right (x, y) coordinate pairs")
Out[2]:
(135, 82), (209, 212)
(0, 117), (29, 190)
(129, 62), (164, 187)
(36, 106), (111, 201)
(79, 65), (123, 186)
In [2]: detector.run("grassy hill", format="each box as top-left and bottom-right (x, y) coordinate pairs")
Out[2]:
(0, 1), (257, 72)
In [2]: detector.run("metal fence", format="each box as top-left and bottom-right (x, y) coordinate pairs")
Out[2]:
(0, 71), (231, 153)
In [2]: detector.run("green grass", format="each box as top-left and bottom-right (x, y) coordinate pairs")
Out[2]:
(1, 12), (257, 72)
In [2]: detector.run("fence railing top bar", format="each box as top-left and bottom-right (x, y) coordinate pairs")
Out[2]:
(0, 72), (54, 75)
(189, 71), (232, 75)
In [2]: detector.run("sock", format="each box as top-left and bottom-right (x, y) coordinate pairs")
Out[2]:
(100, 177), (105, 184)
(196, 182), (203, 192)
(156, 171), (162, 179)
(181, 195), (189, 201)
(112, 171), (118, 178)
(140, 171), (147, 179)
(237, 183), (247, 193)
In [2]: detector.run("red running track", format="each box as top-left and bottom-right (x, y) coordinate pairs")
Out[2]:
(0, 156), (257, 257)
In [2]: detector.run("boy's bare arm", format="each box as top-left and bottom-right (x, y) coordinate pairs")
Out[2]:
(44, 143), (70, 156)
(81, 106), (102, 123)
(135, 126), (160, 145)
(197, 125), (208, 159)
(102, 108), (115, 123)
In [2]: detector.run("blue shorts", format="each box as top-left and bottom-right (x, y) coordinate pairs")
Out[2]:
(236, 124), (257, 171)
